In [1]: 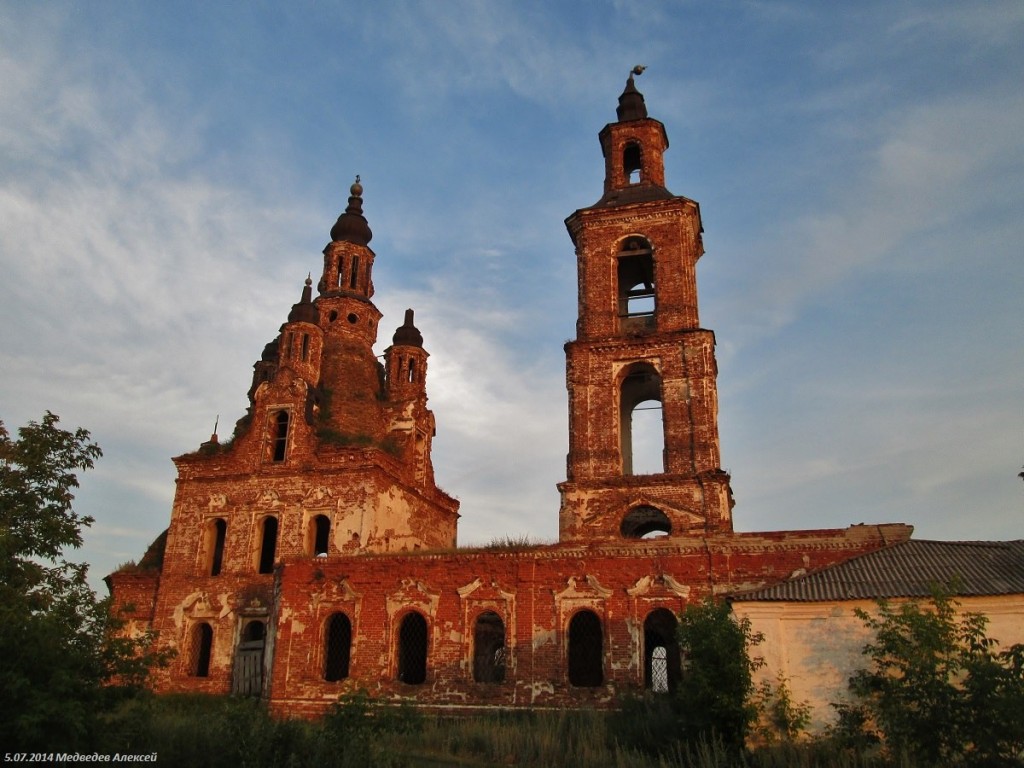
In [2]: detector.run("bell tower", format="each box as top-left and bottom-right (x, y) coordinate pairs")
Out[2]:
(558, 70), (734, 543)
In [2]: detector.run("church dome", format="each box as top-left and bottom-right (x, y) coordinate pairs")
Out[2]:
(330, 176), (373, 246)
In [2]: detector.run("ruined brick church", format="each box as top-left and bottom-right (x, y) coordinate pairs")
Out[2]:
(107, 75), (911, 715)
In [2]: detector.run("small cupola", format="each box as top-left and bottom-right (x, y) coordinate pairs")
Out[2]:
(616, 66), (649, 121)
(330, 176), (373, 246)
(287, 275), (319, 325)
(594, 67), (671, 203)
(392, 308), (424, 348)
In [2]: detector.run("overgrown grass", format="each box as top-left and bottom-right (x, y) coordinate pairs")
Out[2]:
(90, 693), (918, 768)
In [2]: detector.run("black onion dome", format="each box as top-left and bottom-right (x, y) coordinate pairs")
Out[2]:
(288, 275), (319, 324)
(392, 308), (423, 347)
(330, 176), (373, 245)
(616, 73), (648, 121)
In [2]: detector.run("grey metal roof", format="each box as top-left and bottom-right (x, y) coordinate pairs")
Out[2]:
(732, 540), (1024, 602)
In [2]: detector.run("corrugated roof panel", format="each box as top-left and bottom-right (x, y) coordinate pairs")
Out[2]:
(733, 540), (1024, 602)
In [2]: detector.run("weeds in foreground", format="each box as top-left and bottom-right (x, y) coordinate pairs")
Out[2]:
(92, 693), (923, 768)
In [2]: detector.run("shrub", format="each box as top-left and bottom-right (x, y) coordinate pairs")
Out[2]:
(842, 587), (1024, 765)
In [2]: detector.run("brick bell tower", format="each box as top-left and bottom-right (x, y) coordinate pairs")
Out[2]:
(558, 69), (734, 543)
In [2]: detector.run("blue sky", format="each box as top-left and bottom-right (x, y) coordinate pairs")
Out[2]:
(1, 1), (1021, 591)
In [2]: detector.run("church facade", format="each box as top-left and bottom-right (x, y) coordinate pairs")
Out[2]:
(107, 76), (912, 715)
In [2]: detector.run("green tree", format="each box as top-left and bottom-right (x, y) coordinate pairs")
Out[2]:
(844, 587), (1024, 765)
(0, 412), (158, 750)
(674, 598), (765, 752)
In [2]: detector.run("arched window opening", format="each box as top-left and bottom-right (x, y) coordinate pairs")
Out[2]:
(258, 516), (278, 574)
(284, 332), (294, 359)
(568, 609), (603, 687)
(630, 399), (664, 475)
(407, 358), (416, 384)
(301, 333), (310, 362)
(208, 518), (227, 576)
(190, 622), (213, 678)
(350, 255), (360, 289)
(397, 612), (428, 685)
(473, 611), (506, 683)
(243, 621), (265, 643)
(624, 142), (642, 184)
(620, 505), (672, 539)
(272, 411), (289, 462)
(324, 612), (352, 681)
(644, 609), (681, 693)
(617, 238), (655, 330)
(336, 257), (344, 288)
(311, 514), (331, 556)
(620, 364), (665, 475)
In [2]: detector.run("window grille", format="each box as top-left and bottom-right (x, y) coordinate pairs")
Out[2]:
(473, 611), (506, 683)
(644, 608), (681, 693)
(397, 612), (428, 685)
(324, 613), (352, 681)
(190, 622), (213, 677)
(568, 610), (603, 687)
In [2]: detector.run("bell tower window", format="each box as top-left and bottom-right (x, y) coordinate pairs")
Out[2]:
(349, 255), (360, 289)
(623, 142), (642, 184)
(620, 363), (665, 475)
(617, 237), (655, 331)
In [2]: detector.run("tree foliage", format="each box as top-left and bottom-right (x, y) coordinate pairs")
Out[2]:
(673, 598), (765, 751)
(842, 587), (1024, 765)
(0, 412), (161, 750)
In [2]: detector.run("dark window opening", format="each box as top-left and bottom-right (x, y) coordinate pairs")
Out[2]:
(337, 258), (344, 288)
(350, 255), (360, 289)
(397, 612), (428, 685)
(258, 516), (278, 574)
(301, 333), (310, 362)
(191, 622), (213, 677)
(407, 358), (416, 384)
(243, 621), (265, 643)
(284, 332), (294, 359)
(624, 142), (642, 184)
(621, 505), (672, 538)
(272, 411), (289, 462)
(209, 518), (226, 576)
(324, 613), (352, 681)
(312, 514), (331, 556)
(644, 609), (681, 693)
(568, 609), (603, 687)
(473, 611), (506, 683)
(617, 240), (655, 321)
(620, 364), (665, 475)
